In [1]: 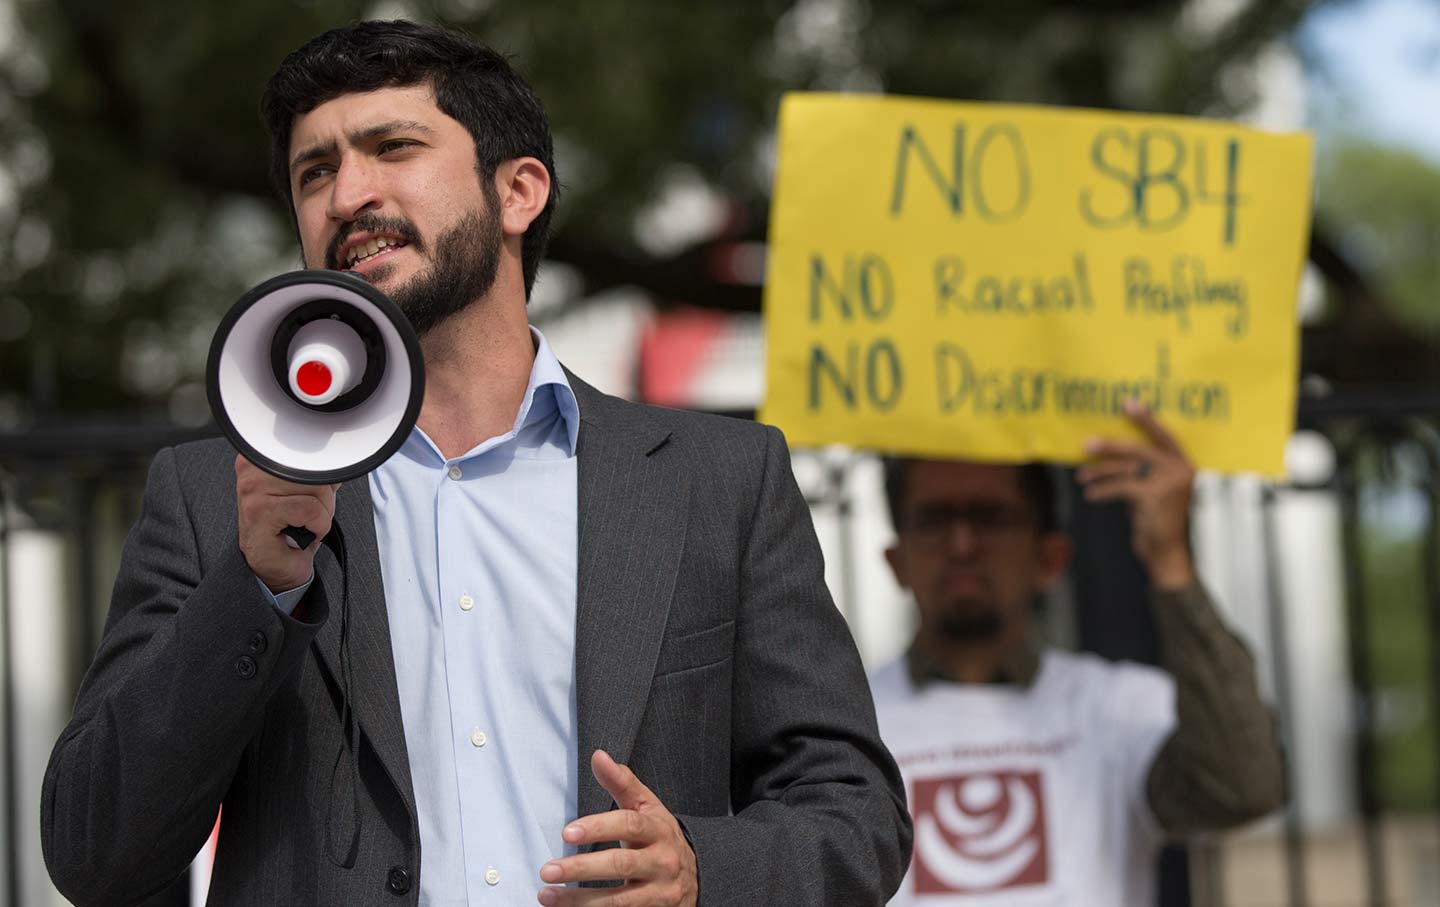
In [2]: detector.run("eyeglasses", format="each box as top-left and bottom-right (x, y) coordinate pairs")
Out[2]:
(898, 503), (1034, 546)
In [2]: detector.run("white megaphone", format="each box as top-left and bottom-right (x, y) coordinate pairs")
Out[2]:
(207, 270), (425, 547)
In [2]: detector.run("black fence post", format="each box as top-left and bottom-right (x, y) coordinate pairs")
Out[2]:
(1335, 438), (1388, 907)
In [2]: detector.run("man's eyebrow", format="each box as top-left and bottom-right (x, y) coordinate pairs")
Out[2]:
(288, 121), (437, 176)
(349, 119), (436, 145)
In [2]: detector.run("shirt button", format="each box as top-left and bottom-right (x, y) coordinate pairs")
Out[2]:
(459, 593), (475, 612)
(471, 728), (488, 748)
(485, 867), (500, 886)
(448, 465), (463, 480)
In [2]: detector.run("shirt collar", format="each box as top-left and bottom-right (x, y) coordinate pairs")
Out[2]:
(521, 326), (580, 454)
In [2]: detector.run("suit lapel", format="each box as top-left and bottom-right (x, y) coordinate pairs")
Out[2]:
(570, 378), (692, 819)
(311, 478), (416, 822)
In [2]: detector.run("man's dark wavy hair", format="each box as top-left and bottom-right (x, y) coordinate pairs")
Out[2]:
(261, 19), (559, 297)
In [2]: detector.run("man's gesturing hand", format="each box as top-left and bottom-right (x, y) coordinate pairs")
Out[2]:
(537, 750), (698, 907)
(1077, 400), (1197, 590)
(235, 454), (337, 593)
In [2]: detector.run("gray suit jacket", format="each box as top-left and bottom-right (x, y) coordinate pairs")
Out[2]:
(42, 375), (911, 906)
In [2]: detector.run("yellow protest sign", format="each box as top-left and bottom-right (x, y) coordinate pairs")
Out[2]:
(759, 93), (1314, 476)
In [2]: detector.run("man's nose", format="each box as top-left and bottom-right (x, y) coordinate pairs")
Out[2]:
(944, 519), (981, 556)
(325, 157), (382, 222)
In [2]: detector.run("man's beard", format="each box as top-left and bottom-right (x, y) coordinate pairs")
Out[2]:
(390, 205), (503, 336)
(328, 197), (504, 337)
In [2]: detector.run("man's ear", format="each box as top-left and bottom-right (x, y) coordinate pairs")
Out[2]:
(1036, 532), (1073, 592)
(885, 544), (909, 591)
(493, 157), (550, 238)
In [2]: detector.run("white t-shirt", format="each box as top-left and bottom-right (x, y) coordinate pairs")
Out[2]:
(871, 649), (1176, 907)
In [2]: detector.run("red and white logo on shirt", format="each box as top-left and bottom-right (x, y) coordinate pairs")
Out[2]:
(910, 770), (1049, 894)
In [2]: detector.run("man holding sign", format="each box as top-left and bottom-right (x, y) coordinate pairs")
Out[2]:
(869, 403), (1285, 905)
(759, 89), (1310, 907)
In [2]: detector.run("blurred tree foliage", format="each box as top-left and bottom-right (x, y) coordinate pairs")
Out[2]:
(1355, 452), (1439, 813)
(1317, 141), (1440, 338)
(0, 0), (1319, 422)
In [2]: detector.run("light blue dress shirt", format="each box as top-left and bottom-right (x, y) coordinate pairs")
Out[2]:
(262, 328), (580, 905)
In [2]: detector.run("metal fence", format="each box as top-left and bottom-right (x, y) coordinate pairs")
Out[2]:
(2, 397), (1438, 906)
(1289, 397), (1440, 907)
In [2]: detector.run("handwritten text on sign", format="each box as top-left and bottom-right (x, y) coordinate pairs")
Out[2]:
(759, 94), (1313, 476)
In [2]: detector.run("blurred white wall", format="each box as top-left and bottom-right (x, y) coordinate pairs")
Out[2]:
(4, 502), (70, 907)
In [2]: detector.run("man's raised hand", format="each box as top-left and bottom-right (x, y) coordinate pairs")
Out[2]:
(1077, 400), (1197, 590)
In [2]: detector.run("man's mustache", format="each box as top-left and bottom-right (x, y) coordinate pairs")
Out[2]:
(325, 215), (424, 270)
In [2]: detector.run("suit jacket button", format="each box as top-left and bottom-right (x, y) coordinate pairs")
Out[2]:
(386, 867), (411, 895)
(234, 655), (257, 679)
(247, 631), (268, 654)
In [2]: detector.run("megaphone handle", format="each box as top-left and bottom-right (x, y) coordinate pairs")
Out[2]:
(283, 525), (318, 550)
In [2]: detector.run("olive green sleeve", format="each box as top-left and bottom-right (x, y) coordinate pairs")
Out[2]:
(1144, 581), (1288, 836)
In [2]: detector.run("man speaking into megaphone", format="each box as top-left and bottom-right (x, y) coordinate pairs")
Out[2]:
(42, 20), (910, 907)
